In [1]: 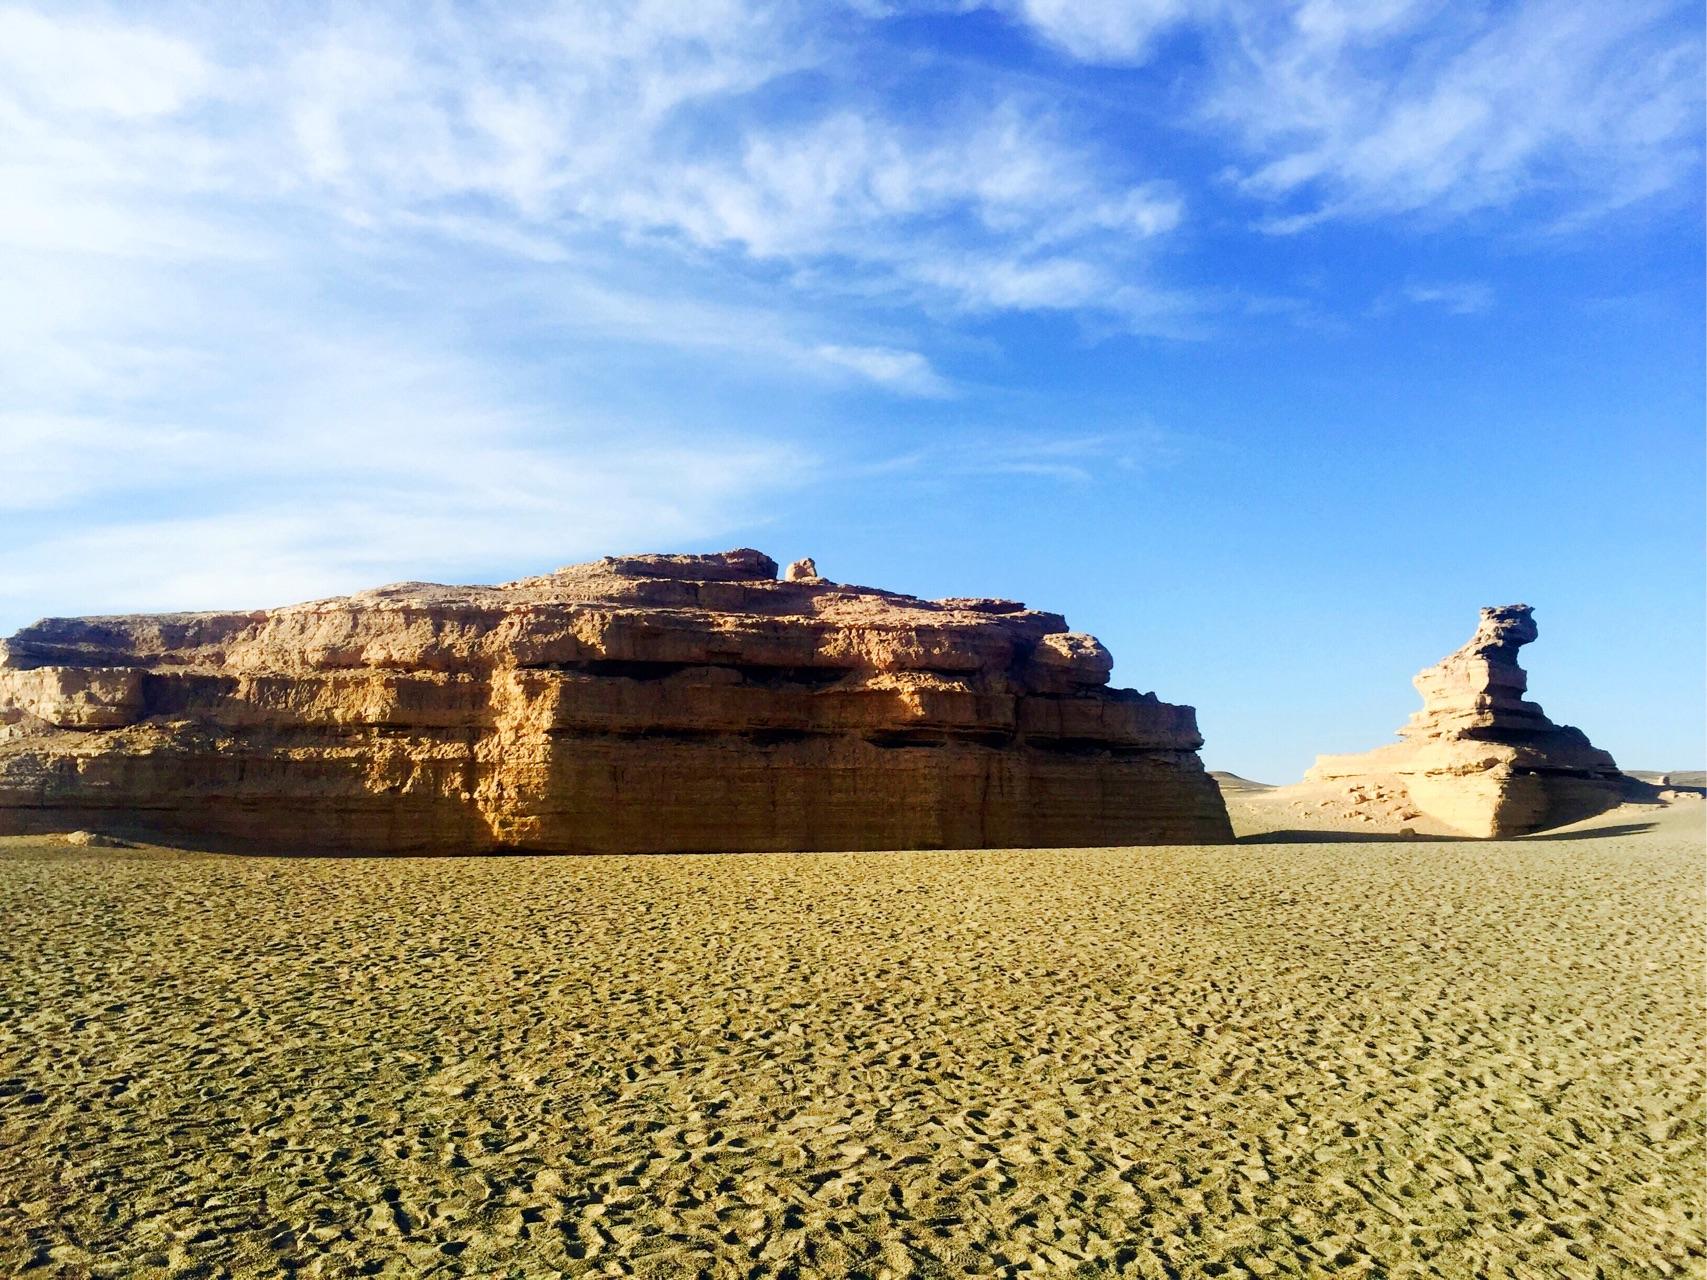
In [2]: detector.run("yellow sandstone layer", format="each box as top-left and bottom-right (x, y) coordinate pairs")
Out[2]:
(0, 549), (1232, 852)
(1306, 604), (1627, 836)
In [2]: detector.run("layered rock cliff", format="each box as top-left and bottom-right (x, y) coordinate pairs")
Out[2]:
(1306, 605), (1626, 836)
(0, 550), (1233, 852)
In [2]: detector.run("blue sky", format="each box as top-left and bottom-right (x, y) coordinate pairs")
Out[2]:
(1, 0), (1702, 780)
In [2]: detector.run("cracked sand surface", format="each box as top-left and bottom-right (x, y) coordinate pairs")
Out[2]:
(1, 805), (1701, 1278)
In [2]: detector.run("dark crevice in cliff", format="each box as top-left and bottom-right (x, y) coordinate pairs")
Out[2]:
(1025, 737), (1159, 758)
(864, 731), (947, 750)
(750, 728), (815, 746)
(519, 660), (855, 687)
(527, 726), (1075, 753)
(555, 726), (726, 743)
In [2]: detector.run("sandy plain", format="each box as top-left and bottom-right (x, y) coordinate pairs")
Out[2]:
(0, 799), (1701, 1279)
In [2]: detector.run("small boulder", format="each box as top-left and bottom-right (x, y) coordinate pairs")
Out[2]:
(59, 830), (132, 848)
(784, 557), (820, 582)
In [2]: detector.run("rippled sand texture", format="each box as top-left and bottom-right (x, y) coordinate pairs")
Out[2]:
(2, 806), (1702, 1279)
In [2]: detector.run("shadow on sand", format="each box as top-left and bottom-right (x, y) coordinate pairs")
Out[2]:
(1238, 830), (1464, 844)
(1239, 820), (1660, 845)
(1517, 821), (1659, 841)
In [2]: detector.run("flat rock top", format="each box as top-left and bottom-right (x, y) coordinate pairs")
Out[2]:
(225, 549), (1065, 629)
(0, 550), (1100, 683)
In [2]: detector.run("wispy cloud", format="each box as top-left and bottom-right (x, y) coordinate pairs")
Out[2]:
(0, 331), (815, 615)
(0, 2), (1196, 413)
(0, 1), (1037, 624)
(871, 428), (1181, 486)
(1363, 278), (1496, 317)
(1000, 0), (1701, 231)
(1400, 281), (1494, 315)
(1217, 1), (1700, 230)
(0, 0), (1696, 631)
(0, 5), (211, 118)
(813, 345), (953, 397)
(80, 3), (1185, 329)
(1001, 0), (1206, 65)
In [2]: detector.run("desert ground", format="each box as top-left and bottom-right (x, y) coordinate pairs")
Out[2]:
(1, 798), (1701, 1279)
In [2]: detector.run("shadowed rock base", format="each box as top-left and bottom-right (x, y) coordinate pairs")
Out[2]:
(0, 551), (1231, 852)
(1305, 604), (1627, 837)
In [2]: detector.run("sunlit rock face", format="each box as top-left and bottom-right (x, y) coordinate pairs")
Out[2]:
(1307, 604), (1626, 837)
(0, 550), (1232, 852)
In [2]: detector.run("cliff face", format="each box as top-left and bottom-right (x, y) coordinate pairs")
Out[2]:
(0, 550), (1232, 852)
(1307, 605), (1625, 837)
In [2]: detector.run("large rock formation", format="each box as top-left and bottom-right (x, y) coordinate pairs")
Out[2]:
(1306, 605), (1626, 836)
(0, 550), (1232, 852)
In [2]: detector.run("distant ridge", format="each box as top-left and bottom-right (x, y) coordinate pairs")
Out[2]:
(1626, 770), (1706, 791)
(1210, 772), (1276, 793)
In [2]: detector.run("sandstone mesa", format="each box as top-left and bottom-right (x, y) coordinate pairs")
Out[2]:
(1304, 604), (1627, 837)
(0, 550), (1233, 852)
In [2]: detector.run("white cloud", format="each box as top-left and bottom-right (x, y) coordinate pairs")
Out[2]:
(0, 0), (1054, 628)
(0, 0), (1691, 630)
(0, 331), (815, 620)
(1401, 281), (1493, 314)
(874, 428), (1180, 485)
(1006, 0), (1204, 63)
(597, 103), (1188, 327)
(0, 415), (222, 512)
(813, 345), (952, 397)
(0, 6), (210, 118)
(1215, 0), (1700, 228)
(998, 0), (1700, 230)
(0, 3), (1190, 325)
(254, 3), (1162, 304)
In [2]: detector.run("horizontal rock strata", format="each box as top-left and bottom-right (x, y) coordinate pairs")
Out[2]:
(0, 550), (1233, 852)
(1306, 604), (1626, 837)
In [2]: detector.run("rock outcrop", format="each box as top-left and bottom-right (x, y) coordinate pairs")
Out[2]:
(0, 550), (1233, 852)
(1305, 605), (1626, 836)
